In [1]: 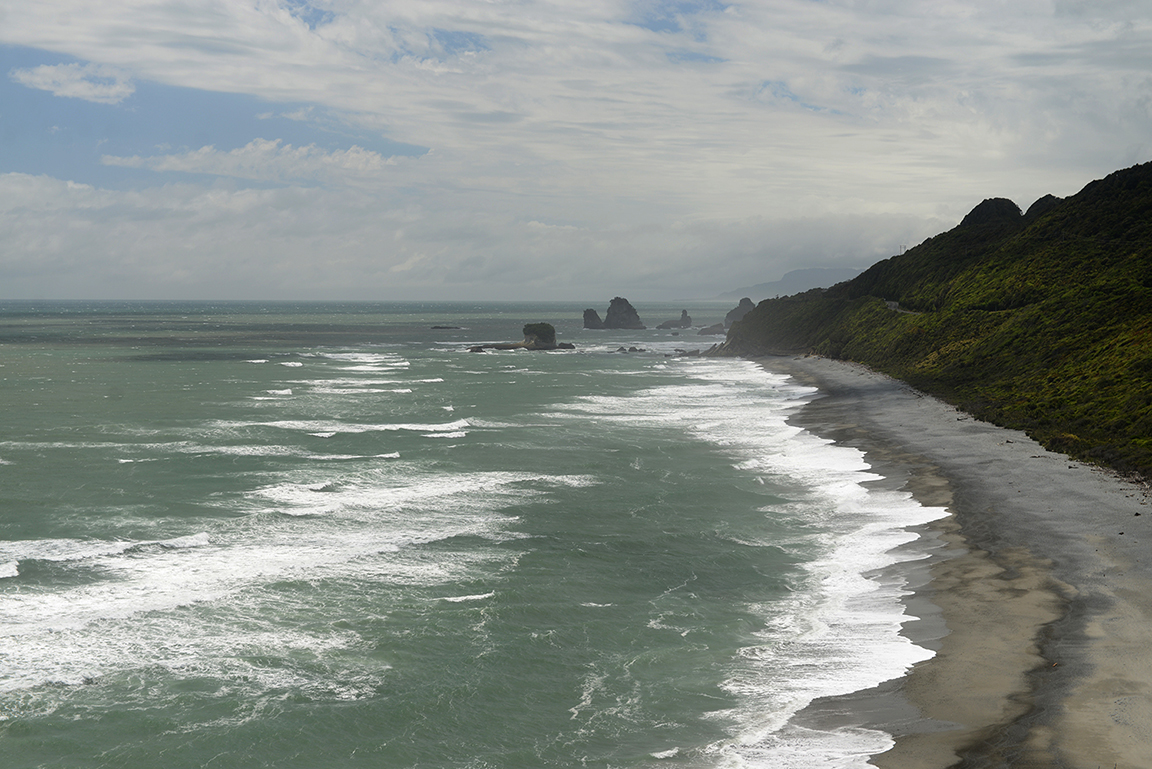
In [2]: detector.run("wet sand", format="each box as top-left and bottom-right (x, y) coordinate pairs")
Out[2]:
(761, 355), (1152, 768)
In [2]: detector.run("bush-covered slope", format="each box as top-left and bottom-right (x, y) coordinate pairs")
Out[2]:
(718, 162), (1152, 480)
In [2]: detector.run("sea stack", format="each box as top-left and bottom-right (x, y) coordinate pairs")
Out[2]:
(603, 297), (645, 329)
(657, 310), (692, 329)
(522, 323), (557, 350)
(583, 309), (605, 329)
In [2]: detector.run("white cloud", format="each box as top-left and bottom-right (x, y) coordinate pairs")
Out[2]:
(101, 139), (399, 186)
(0, 2), (1150, 298)
(0, 171), (938, 300)
(9, 62), (134, 104)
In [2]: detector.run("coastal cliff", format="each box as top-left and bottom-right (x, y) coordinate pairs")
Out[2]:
(715, 161), (1152, 480)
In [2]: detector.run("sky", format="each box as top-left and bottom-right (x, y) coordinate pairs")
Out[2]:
(1, 1), (1149, 301)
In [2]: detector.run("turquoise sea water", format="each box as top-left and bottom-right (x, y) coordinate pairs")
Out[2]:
(0, 302), (943, 768)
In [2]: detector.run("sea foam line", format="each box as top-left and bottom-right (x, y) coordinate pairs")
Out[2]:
(561, 358), (945, 767)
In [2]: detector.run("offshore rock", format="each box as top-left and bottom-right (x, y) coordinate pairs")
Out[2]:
(657, 310), (692, 329)
(468, 322), (572, 352)
(583, 309), (605, 329)
(603, 297), (645, 329)
(725, 298), (755, 327)
(698, 323), (725, 335)
(522, 322), (557, 350)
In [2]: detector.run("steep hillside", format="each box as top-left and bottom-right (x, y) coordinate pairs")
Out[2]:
(717, 162), (1152, 480)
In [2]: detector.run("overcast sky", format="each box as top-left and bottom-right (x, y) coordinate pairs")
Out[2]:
(1, 1), (1149, 301)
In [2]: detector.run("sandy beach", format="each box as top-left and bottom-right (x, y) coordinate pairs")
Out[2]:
(761, 355), (1152, 768)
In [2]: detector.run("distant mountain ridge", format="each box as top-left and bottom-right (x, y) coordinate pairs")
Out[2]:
(716, 161), (1152, 479)
(719, 267), (863, 301)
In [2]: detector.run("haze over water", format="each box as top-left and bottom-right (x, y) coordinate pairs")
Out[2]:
(0, 302), (943, 768)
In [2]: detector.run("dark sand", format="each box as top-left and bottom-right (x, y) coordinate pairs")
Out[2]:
(761, 355), (1152, 768)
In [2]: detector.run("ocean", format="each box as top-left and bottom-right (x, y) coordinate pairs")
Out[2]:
(0, 301), (944, 768)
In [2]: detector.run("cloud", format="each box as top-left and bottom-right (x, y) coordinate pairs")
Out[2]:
(0, 171), (941, 301)
(9, 62), (134, 104)
(0, 2), (1150, 299)
(101, 139), (399, 186)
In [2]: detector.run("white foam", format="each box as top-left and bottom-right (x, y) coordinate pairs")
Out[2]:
(159, 532), (211, 549)
(437, 592), (495, 602)
(279, 361), (304, 367)
(211, 418), (470, 435)
(290, 377), (409, 386)
(247, 469), (577, 519)
(318, 352), (408, 367)
(304, 452), (401, 461)
(308, 387), (412, 394)
(0, 537), (138, 565)
(553, 358), (946, 765)
(0, 561), (18, 579)
(0, 464), (533, 695)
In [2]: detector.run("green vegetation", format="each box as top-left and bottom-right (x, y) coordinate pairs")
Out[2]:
(719, 162), (1152, 480)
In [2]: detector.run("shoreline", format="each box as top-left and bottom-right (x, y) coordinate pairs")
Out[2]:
(757, 354), (1152, 768)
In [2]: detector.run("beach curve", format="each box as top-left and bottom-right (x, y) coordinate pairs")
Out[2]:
(760, 354), (1152, 769)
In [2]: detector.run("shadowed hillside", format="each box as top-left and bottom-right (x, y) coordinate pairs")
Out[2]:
(716, 162), (1152, 480)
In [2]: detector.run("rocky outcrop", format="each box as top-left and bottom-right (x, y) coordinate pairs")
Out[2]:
(522, 323), (557, 349)
(724, 298), (755, 327)
(468, 322), (573, 352)
(657, 310), (692, 329)
(603, 297), (645, 329)
(583, 309), (605, 329)
(698, 323), (725, 335)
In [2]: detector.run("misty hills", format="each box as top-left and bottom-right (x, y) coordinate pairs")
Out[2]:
(716, 161), (1152, 480)
(719, 267), (863, 301)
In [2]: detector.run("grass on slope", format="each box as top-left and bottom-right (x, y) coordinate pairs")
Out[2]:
(721, 163), (1152, 480)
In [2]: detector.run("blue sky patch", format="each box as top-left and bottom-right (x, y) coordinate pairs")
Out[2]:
(0, 45), (425, 189)
(629, 0), (727, 34)
(753, 79), (833, 113)
(283, 0), (335, 30)
(430, 29), (490, 56)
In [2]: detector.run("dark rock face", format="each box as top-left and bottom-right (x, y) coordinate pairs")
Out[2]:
(657, 310), (692, 329)
(724, 298), (755, 327)
(698, 323), (725, 335)
(522, 323), (557, 349)
(468, 322), (574, 352)
(603, 297), (645, 329)
(583, 309), (605, 329)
